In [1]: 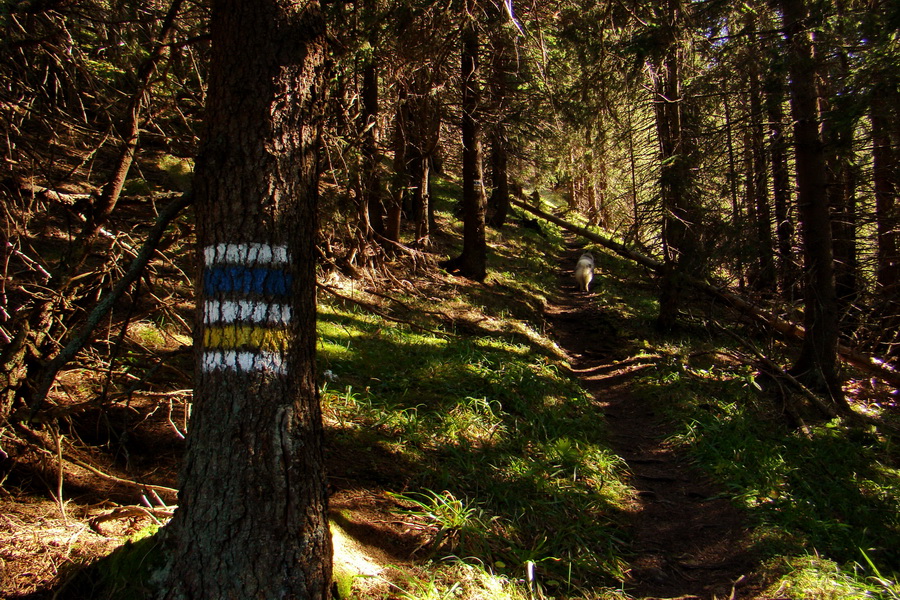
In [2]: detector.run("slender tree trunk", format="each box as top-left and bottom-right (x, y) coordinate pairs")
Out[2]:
(411, 153), (431, 243)
(627, 105), (641, 242)
(487, 12), (511, 230)
(361, 58), (384, 237)
(594, 132), (610, 227)
(746, 26), (776, 293)
(822, 94), (860, 319)
(778, 0), (847, 409)
(724, 93), (746, 291)
(445, 0), (487, 280)
(651, 0), (701, 331)
(488, 132), (510, 229)
(653, 55), (682, 331)
(386, 87), (408, 244)
(872, 89), (900, 356)
(766, 71), (798, 300)
(407, 72), (440, 245)
(157, 1), (332, 597)
(827, 133), (859, 317)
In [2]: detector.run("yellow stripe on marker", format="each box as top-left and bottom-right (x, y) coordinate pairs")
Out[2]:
(203, 325), (289, 352)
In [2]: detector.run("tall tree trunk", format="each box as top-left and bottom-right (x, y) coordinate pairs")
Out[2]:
(487, 9), (511, 230)
(826, 125), (859, 318)
(626, 104), (642, 242)
(871, 89), (900, 357)
(651, 0), (701, 331)
(746, 24), (776, 293)
(361, 58), (385, 237)
(488, 132), (510, 229)
(445, 0), (487, 280)
(778, 0), (847, 409)
(822, 82), (860, 321)
(407, 72), (441, 245)
(157, 0), (332, 597)
(724, 93), (746, 291)
(411, 152), (431, 243)
(386, 86), (408, 244)
(765, 69), (798, 300)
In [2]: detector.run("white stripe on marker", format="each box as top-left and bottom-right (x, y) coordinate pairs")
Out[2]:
(203, 243), (289, 266)
(201, 350), (287, 375)
(203, 300), (292, 325)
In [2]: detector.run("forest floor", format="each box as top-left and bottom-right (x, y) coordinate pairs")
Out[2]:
(1, 240), (767, 600)
(544, 239), (764, 600)
(5, 198), (897, 599)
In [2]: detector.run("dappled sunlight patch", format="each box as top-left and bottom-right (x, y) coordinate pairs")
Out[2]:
(382, 559), (532, 600)
(439, 396), (507, 444)
(0, 497), (162, 598)
(331, 521), (390, 598)
(506, 319), (568, 361)
(127, 321), (189, 351)
(766, 554), (896, 600)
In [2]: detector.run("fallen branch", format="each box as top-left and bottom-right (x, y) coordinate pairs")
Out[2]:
(90, 505), (175, 533)
(712, 321), (836, 421)
(26, 192), (193, 421)
(64, 453), (178, 499)
(317, 283), (445, 336)
(12, 424), (179, 500)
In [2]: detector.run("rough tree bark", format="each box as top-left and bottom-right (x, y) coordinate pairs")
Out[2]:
(386, 84), (408, 244)
(361, 57), (385, 238)
(156, 0), (332, 598)
(486, 3), (512, 230)
(822, 91), (860, 318)
(407, 71), (441, 245)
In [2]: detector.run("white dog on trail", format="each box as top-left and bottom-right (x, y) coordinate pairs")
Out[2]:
(574, 252), (594, 292)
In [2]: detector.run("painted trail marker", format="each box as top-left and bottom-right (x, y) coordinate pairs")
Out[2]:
(200, 243), (292, 374)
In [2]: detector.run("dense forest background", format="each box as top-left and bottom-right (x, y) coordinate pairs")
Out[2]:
(1, 0), (900, 598)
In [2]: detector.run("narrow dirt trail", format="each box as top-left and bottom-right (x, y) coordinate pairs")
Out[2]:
(544, 241), (761, 600)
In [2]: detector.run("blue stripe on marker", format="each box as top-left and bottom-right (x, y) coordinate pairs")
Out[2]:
(204, 266), (293, 296)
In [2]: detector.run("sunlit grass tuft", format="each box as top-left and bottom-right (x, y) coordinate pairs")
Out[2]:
(767, 554), (900, 600)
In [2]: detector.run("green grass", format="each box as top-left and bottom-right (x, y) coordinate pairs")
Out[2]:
(629, 332), (900, 598)
(318, 295), (633, 590)
(64, 176), (900, 600)
(317, 201), (636, 597)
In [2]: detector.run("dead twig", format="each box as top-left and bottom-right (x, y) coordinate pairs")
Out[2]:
(26, 192), (192, 421)
(712, 320), (839, 421)
(318, 283), (445, 336)
(15, 424), (179, 500)
(51, 423), (69, 525)
(89, 505), (175, 533)
(63, 453), (178, 499)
